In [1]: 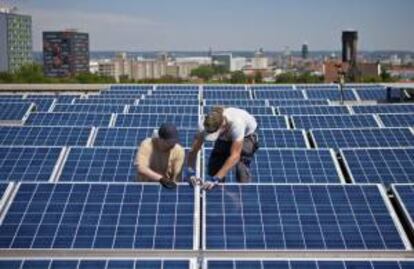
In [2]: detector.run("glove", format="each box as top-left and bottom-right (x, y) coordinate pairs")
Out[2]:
(201, 176), (221, 191)
(184, 167), (201, 188)
(160, 177), (177, 189)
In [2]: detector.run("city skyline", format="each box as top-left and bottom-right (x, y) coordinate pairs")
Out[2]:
(6, 0), (414, 52)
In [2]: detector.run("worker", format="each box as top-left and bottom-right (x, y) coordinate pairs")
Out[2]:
(185, 106), (259, 190)
(135, 123), (185, 189)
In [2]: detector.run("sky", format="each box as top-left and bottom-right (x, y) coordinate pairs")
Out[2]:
(8, 0), (414, 51)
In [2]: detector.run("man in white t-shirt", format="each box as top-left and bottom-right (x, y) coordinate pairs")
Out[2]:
(185, 106), (259, 190)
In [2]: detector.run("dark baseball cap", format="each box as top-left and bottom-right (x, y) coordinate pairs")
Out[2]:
(158, 123), (179, 145)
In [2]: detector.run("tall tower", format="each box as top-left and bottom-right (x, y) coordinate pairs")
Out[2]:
(301, 43), (309, 59)
(342, 30), (358, 63)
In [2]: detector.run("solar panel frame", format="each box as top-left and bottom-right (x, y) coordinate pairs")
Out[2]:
(25, 113), (112, 127)
(0, 259), (195, 269)
(0, 146), (64, 182)
(114, 114), (199, 128)
(357, 88), (388, 101)
(277, 105), (351, 115)
(311, 127), (414, 149)
(204, 106), (274, 116)
(254, 115), (290, 129)
(204, 99), (266, 106)
(305, 89), (357, 101)
(256, 129), (309, 148)
(204, 85), (246, 91)
(137, 99), (200, 106)
(0, 126), (92, 147)
(0, 102), (34, 122)
(0, 182), (199, 250)
(254, 90), (305, 100)
(203, 91), (251, 100)
(53, 104), (126, 114)
(291, 115), (380, 129)
(268, 99), (329, 106)
(378, 113), (414, 128)
(352, 104), (414, 114)
(110, 85), (153, 91)
(203, 148), (345, 183)
(128, 105), (199, 115)
(25, 98), (55, 112)
(74, 98), (137, 105)
(340, 147), (414, 186)
(145, 94), (199, 100)
(250, 85), (294, 91)
(202, 183), (410, 251)
(392, 184), (414, 237)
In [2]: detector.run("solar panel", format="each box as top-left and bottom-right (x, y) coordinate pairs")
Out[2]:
(158, 85), (198, 90)
(129, 105), (199, 114)
(58, 147), (137, 182)
(0, 95), (24, 100)
(53, 104), (126, 113)
(268, 99), (329, 106)
(257, 129), (308, 148)
(204, 184), (408, 250)
(204, 85), (245, 91)
(254, 90), (305, 100)
(110, 85), (153, 91)
(357, 88), (388, 101)
(0, 126), (92, 146)
(74, 98), (136, 105)
(204, 106), (273, 115)
(306, 89), (357, 100)
(145, 94), (199, 100)
(203, 149), (343, 183)
(352, 104), (414, 114)
(94, 128), (197, 147)
(203, 91), (251, 100)
(0, 183), (8, 200)
(96, 94), (144, 99)
(0, 259), (192, 269)
(0, 183), (196, 249)
(311, 128), (414, 149)
(341, 148), (414, 186)
(379, 113), (414, 127)
(0, 146), (63, 182)
(292, 115), (379, 129)
(278, 105), (350, 115)
(25, 113), (112, 127)
(154, 89), (199, 95)
(0, 102), (33, 121)
(392, 184), (414, 234)
(205, 260), (414, 269)
(55, 95), (81, 104)
(205, 99), (266, 106)
(296, 84), (339, 90)
(25, 98), (55, 112)
(254, 115), (289, 129)
(138, 99), (200, 106)
(115, 114), (198, 128)
(250, 85), (293, 91)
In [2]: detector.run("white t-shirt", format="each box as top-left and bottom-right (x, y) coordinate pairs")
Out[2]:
(201, 107), (257, 141)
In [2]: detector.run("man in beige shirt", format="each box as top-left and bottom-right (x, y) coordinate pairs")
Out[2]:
(135, 123), (185, 189)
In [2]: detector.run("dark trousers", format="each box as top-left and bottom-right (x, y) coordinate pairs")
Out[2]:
(207, 133), (259, 183)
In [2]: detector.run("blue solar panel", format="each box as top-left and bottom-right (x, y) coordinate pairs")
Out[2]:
(392, 184), (414, 234)
(0, 259), (191, 269)
(101, 91), (147, 97)
(306, 90), (357, 100)
(250, 85), (294, 91)
(110, 85), (153, 91)
(158, 85), (198, 90)
(58, 147), (137, 182)
(0, 183), (195, 249)
(0, 146), (62, 182)
(268, 99), (329, 106)
(53, 104), (126, 113)
(296, 85), (338, 90)
(204, 184), (407, 250)
(292, 115), (379, 129)
(204, 106), (273, 115)
(74, 98), (137, 105)
(0, 183), (8, 200)
(204, 149), (342, 183)
(129, 105), (199, 114)
(278, 105), (350, 115)
(311, 128), (414, 149)
(25, 98), (55, 112)
(138, 99), (200, 106)
(203, 91), (251, 100)
(115, 114), (198, 128)
(0, 95), (24, 100)
(341, 148), (414, 186)
(204, 85), (245, 91)
(257, 129), (308, 148)
(154, 89), (199, 95)
(255, 115), (289, 129)
(0, 102), (33, 121)
(254, 90), (305, 100)
(206, 260), (414, 269)
(145, 94), (199, 100)
(353, 104), (414, 114)
(205, 99), (266, 106)
(0, 126), (92, 146)
(379, 114), (414, 127)
(25, 113), (112, 127)
(357, 88), (388, 101)
(94, 128), (197, 147)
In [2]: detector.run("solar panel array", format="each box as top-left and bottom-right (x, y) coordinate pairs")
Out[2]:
(0, 102), (33, 121)
(0, 84), (413, 266)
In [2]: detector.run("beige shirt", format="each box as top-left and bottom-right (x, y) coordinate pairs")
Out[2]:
(135, 138), (185, 182)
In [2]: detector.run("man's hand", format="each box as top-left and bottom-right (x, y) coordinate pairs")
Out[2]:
(201, 176), (221, 191)
(160, 177), (177, 189)
(184, 167), (202, 188)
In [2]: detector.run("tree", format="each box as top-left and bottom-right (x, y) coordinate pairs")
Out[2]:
(254, 72), (263, 83)
(230, 71), (247, 84)
(190, 65), (216, 81)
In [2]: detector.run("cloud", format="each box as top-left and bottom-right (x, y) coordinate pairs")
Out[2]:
(28, 8), (168, 51)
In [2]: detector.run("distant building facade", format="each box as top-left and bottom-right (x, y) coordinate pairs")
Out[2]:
(212, 53), (232, 71)
(43, 30), (89, 77)
(0, 9), (32, 72)
(323, 60), (381, 83)
(342, 30), (358, 63)
(302, 43), (309, 59)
